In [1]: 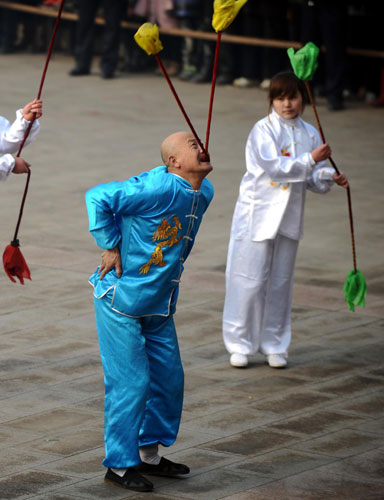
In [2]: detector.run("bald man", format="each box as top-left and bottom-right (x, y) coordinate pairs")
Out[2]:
(85, 132), (213, 492)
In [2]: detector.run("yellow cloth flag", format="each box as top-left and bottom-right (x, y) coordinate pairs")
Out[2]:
(134, 22), (163, 56)
(212, 0), (248, 32)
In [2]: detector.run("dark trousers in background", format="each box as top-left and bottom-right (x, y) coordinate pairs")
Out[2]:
(73, 0), (123, 76)
(300, 1), (348, 108)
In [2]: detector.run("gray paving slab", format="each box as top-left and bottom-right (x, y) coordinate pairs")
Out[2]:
(314, 447), (384, 483)
(219, 468), (384, 500)
(14, 428), (104, 458)
(0, 448), (60, 478)
(291, 428), (384, 458)
(268, 410), (368, 437)
(0, 51), (383, 499)
(0, 470), (81, 500)
(156, 468), (272, 500)
(352, 416), (384, 435)
(327, 391), (384, 418)
(222, 448), (338, 479)
(182, 407), (281, 437)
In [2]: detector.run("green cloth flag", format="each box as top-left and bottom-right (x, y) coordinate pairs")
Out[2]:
(343, 269), (367, 312)
(287, 42), (320, 81)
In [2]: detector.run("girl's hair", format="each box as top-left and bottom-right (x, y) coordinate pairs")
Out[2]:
(268, 71), (307, 114)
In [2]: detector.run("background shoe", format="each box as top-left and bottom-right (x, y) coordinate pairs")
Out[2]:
(233, 77), (258, 88)
(138, 457), (190, 477)
(190, 70), (211, 83)
(267, 354), (287, 368)
(327, 98), (345, 111)
(230, 353), (248, 368)
(104, 468), (153, 491)
(259, 78), (271, 90)
(154, 60), (180, 77)
(178, 67), (197, 81)
(101, 71), (115, 79)
(69, 67), (90, 76)
(216, 73), (233, 85)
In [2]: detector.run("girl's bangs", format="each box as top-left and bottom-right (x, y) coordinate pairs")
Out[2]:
(269, 75), (302, 100)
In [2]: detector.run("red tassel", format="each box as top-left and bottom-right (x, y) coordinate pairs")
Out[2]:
(3, 240), (31, 285)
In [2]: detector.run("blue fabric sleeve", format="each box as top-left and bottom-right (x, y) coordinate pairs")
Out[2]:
(85, 171), (159, 249)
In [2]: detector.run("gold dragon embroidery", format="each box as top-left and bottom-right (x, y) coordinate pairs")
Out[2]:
(270, 146), (291, 190)
(139, 216), (182, 274)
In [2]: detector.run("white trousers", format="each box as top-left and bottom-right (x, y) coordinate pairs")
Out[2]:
(222, 234), (299, 357)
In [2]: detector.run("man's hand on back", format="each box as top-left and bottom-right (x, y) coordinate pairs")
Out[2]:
(98, 246), (122, 280)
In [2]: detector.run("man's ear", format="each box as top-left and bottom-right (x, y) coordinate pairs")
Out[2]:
(168, 155), (180, 170)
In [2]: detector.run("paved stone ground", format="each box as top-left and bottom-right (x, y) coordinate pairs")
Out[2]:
(0, 53), (383, 500)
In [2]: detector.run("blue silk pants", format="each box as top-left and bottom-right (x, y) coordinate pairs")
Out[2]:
(94, 294), (184, 469)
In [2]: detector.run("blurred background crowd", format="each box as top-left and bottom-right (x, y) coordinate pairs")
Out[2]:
(0, 0), (383, 110)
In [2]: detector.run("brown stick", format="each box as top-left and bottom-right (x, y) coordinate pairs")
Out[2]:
(205, 31), (222, 154)
(346, 188), (357, 273)
(12, 0), (66, 244)
(304, 81), (357, 272)
(155, 54), (208, 160)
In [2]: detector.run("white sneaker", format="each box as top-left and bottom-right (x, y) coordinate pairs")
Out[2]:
(230, 353), (248, 368)
(233, 77), (258, 88)
(267, 354), (287, 368)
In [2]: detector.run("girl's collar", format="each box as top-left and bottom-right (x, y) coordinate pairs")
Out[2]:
(271, 108), (301, 127)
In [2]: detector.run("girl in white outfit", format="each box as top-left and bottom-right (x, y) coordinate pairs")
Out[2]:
(0, 99), (42, 182)
(223, 72), (348, 369)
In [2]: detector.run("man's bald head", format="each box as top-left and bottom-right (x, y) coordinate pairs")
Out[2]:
(160, 131), (212, 189)
(160, 131), (192, 166)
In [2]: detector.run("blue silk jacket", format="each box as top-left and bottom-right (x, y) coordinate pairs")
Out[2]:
(86, 166), (214, 317)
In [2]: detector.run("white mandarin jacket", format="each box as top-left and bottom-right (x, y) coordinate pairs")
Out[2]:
(230, 110), (335, 242)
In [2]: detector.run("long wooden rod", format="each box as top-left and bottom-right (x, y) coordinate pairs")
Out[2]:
(304, 81), (357, 273)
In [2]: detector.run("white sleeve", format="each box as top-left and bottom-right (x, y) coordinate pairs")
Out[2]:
(0, 154), (15, 181)
(305, 126), (335, 193)
(307, 165), (335, 193)
(0, 110), (40, 154)
(250, 123), (314, 183)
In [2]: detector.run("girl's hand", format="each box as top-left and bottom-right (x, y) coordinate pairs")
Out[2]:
(12, 158), (30, 174)
(22, 99), (43, 121)
(333, 171), (349, 189)
(311, 143), (332, 163)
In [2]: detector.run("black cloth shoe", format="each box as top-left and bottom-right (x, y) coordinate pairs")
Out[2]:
(69, 67), (90, 76)
(137, 457), (190, 477)
(104, 467), (153, 491)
